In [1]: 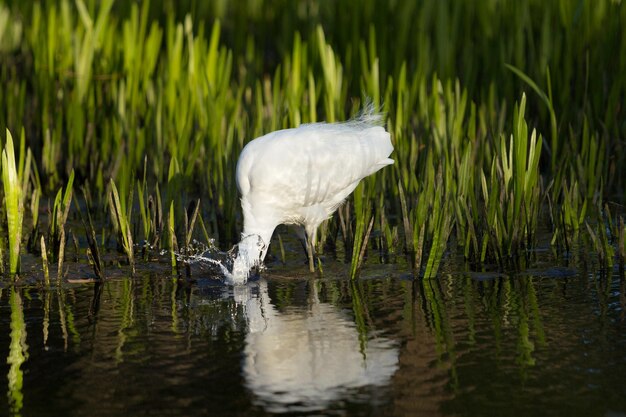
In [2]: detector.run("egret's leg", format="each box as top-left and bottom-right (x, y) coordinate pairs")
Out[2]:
(296, 225), (316, 271)
(294, 226), (308, 256)
(307, 227), (318, 273)
(307, 238), (315, 272)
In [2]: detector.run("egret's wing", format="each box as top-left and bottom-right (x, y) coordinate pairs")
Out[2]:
(238, 124), (393, 210)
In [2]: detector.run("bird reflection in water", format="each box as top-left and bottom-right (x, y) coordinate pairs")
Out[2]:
(235, 279), (399, 413)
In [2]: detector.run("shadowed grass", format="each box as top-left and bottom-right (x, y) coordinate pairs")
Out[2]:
(108, 178), (135, 274)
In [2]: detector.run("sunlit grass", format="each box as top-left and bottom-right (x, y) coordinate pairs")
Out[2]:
(1, 129), (30, 275)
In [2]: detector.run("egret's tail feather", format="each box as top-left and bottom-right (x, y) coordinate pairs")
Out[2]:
(298, 102), (386, 133)
(355, 99), (385, 127)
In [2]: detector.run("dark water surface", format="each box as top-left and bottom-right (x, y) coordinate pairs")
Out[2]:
(1, 251), (625, 417)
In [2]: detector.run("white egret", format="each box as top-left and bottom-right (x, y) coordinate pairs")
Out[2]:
(229, 107), (394, 283)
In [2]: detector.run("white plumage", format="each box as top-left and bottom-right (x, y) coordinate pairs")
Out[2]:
(230, 109), (394, 282)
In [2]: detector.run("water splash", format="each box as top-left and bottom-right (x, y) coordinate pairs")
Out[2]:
(179, 239), (233, 279)
(180, 236), (265, 284)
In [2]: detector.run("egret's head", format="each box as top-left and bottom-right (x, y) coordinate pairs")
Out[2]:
(227, 234), (266, 284)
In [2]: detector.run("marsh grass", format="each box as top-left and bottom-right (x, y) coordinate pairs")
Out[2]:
(619, 216), (625, 272)
(478, 95), (543, 265)
(47, 169), (74, 281)
(0, 0), (624, 279)
(1, 129), (30, 275)
(108, 179), (135, 273)
(40, 236), (50, 285)
(77, 191), (105, 280)
(1, 130), (21, 274)
(350, 180), (375, 279)
(137, 160), (164, 257)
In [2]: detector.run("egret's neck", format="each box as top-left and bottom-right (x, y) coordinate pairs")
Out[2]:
(240, 198), (277, 260)
(229, 198), (277, 283)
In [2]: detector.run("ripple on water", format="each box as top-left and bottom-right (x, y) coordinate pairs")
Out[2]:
(1, 255), (625, 417)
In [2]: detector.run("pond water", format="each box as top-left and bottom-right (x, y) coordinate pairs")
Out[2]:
(1, 235), (625, 417)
